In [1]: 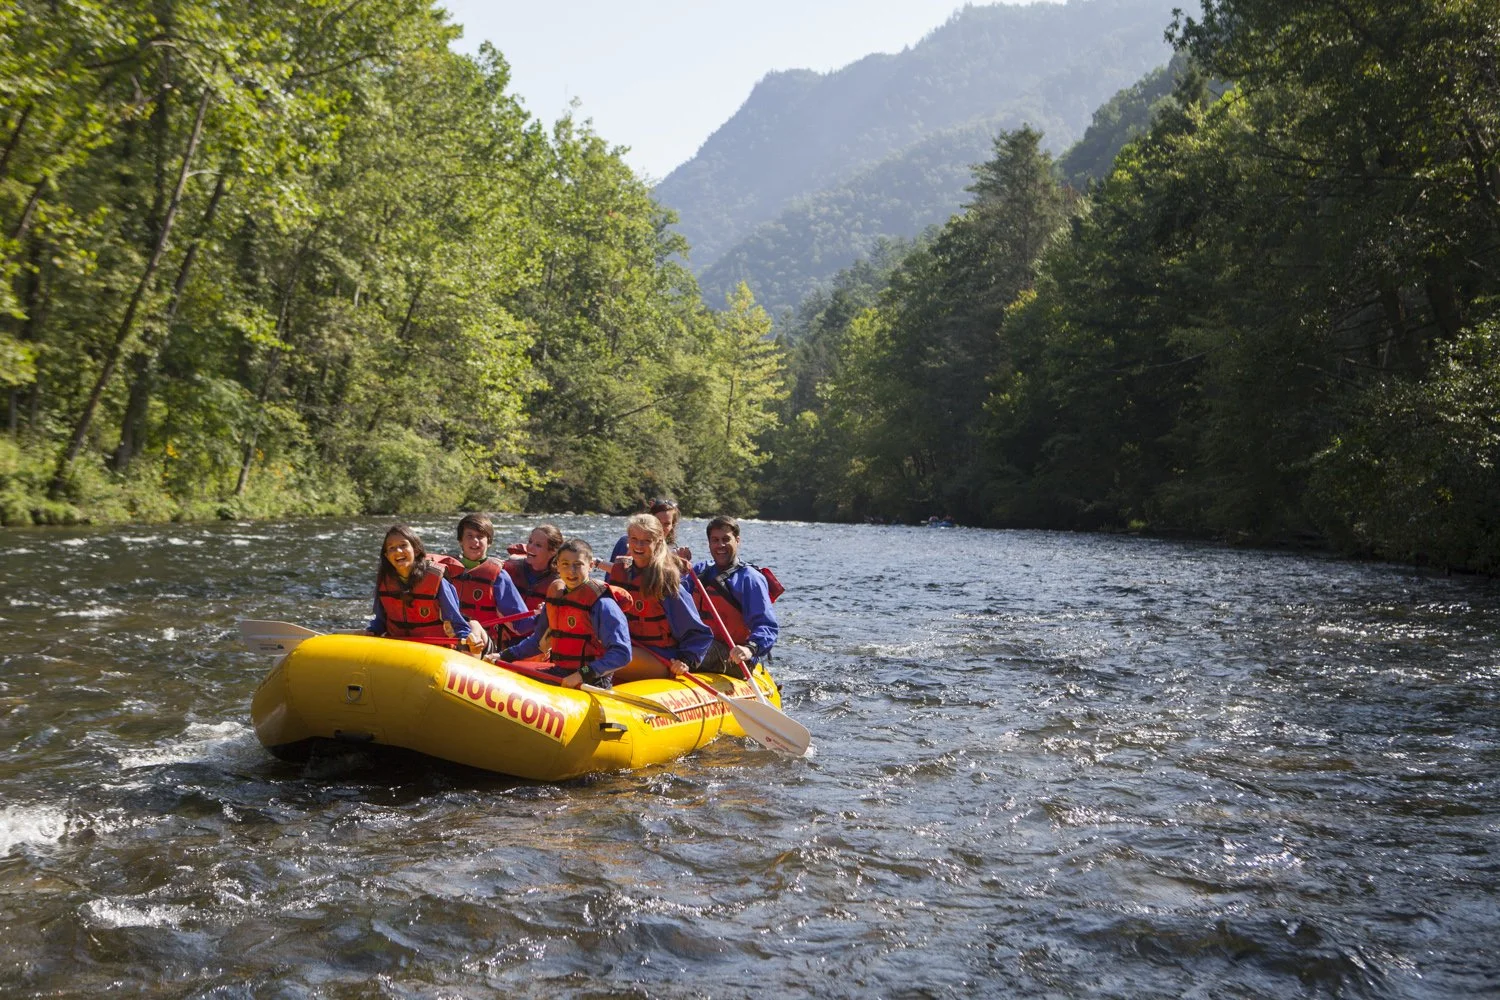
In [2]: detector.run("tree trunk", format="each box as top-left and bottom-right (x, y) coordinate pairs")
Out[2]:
(6, 182), (45, 245)
(0, 104), (31, 180)
(49, 85), (212, 498)
(112, 166), (231, 470)
(234, 350), (284, 496)
(235, 243), (310, 497)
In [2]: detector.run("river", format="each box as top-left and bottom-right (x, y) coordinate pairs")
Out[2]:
(1, 516), (1496, 998)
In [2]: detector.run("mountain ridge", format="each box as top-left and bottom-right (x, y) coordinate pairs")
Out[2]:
(655, 0), (1181, 284)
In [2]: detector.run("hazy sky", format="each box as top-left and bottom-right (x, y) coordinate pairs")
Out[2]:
(440, 1), (1050, 181)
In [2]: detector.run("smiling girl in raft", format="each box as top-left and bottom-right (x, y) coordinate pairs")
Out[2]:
(492, 538), (632, 688)
(502, 523), (563, 613)
(605, 512), (721, 682)
(365, 524), (481, 654)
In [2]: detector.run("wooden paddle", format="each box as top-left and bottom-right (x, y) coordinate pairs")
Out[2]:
(235, 620), (681, 719)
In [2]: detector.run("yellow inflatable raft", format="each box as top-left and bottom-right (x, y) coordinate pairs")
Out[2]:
(250, 634), (783, 781)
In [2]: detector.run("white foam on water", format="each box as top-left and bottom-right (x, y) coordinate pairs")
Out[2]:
(0, 804), (68, 855)
(166, 537), (204, 547)
(118, 720), (257, 769)
(118, 535), (163, 544)
(57, 605), (125, 618)
(161, 627), (178, 641)
(59, 538), (89, 547)
(81, 898), (192, 929)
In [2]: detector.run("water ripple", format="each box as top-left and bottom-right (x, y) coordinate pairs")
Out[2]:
(0, 518), (1497, 996)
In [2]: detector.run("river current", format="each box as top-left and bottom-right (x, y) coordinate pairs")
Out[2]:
(0, 516), (1496, 998)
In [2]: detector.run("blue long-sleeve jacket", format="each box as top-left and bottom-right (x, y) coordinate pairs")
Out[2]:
(487, 568), (534, 636)
(502, 588), (632, 682)
(689, 559), (779, 660)
(613, 563), (714, 667)
(367, 576), (471, 640)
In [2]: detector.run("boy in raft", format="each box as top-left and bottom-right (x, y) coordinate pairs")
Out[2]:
(502, 523), (562, 613)
(607, 513), (715, 683)
(430, 513), (531, 653)
(493, 538), (631, 689)
(366, 525), (479, 653)
(685, 515), (780, 669)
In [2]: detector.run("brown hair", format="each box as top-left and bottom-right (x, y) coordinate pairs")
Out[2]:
(532, 523), (564, 556)
(557, 536), (594, 564)
(456, 513), (494, 543)
(706, 515), (740, 538)
(647, 497), (680, 545)
(625, 512), (681, 600)
(377, 524), (433, 598)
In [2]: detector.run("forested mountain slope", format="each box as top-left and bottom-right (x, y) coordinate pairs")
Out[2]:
(757, 0), (1500, 573)
(656, 0), (1178, 308)
(702, 53), (1191, 320)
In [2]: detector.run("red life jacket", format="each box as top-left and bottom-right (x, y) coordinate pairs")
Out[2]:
(543, 579), (628, 669)
(503, 556), (556, 612)
(693, 564), (781, 645)
(431, 554), (505, 625)
(607, 562), (675, 645)
(377, 563), (451, 640)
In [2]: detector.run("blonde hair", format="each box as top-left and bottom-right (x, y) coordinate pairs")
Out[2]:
(625, 512), (681, 600)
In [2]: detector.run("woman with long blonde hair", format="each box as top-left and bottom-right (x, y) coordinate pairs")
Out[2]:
(607, 512), (713, 681)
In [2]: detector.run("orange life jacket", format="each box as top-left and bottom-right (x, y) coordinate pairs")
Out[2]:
(377, 564), (451, 640)
(607, 562), (675, 645)
(692, 564), (780, 645)
(503, 556), (556, 612)
(544, 579), (628, 670)
(432, 554), (503, 621)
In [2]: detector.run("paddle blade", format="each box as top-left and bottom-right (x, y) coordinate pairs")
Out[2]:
(729, 696), (813, 756)
(239, 619), (321, 654)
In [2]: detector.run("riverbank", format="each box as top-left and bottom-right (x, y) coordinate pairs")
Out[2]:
(6, 436), (1490, 579)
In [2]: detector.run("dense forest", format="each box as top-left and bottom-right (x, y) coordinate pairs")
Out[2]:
(1, 0), (784, 524)
(657, 0), (1176, 282)
(761, 0), (1500, 572)
(6, 0), (1499, 575)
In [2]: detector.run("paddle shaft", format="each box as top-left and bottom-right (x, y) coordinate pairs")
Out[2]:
(687, 566), (768, 704)
(634, 643), (808, 755)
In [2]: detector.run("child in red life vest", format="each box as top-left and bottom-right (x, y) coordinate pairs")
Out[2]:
(494, 538), (631, 689)
(429, 513), (531, 652)
(366, 525), (476, 651)
(502, 523), (562, 613)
